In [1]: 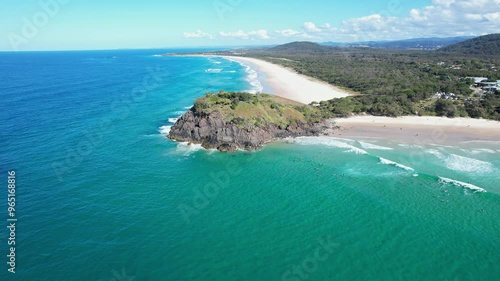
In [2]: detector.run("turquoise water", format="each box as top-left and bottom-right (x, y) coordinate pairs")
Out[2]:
(0, 50), (499, 281)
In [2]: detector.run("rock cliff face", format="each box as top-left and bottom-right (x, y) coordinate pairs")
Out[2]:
(168, 109), (325, 152)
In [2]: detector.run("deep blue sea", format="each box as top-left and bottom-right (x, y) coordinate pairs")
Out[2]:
(0, 49), (499, 281)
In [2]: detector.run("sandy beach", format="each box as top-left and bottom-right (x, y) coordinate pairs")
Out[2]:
(333, 116), (500, 145)
(221, 56), (351, 104)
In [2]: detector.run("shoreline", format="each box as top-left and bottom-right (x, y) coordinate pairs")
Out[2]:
(220, 56), (352, 104)
(332, 116), (500, 145)
(166, 54), (499, 147)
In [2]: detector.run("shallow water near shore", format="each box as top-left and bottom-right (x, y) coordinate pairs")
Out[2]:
(0, 50), (499, 281)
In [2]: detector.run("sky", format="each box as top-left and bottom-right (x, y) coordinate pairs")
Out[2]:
(0, 0), (499, 51)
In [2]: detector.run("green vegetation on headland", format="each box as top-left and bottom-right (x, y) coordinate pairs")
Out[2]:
(193, 91), (323, 128)
(209, 34), (499, 120)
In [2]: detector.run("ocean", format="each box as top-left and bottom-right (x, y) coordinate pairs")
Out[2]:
(0, 49), (498, 281)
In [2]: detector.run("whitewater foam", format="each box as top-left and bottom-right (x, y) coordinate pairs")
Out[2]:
(466, 148), (497, 154)
(438, 177), (486, 193)
(159, 125), (172, 135)
(293, 137), (368, 155)
(174, 111), (187, 116)
(358, 141), (394, 150)
(379, 157), (414, 171)
(205, 68), (222, 73)
(223, 58), (263, 93)
(168, 118), (179, 123)
(176, 142), (205, 155)
(428, 149), (493, 173)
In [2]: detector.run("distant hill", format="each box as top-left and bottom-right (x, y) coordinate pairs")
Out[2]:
(269, 42), (333, 54)
(322, 36), (474, 50)
(439, 34), (500, 55)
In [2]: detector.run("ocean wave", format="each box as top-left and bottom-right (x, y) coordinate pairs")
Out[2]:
(174, 111), (187, 116)
(168, 118), (178, 123)
(438, 177), (486, 193)
(428, 149), (493, 173)
(358, 141), (394, 150)
(292, 137), (368, 155)
(176, 142), (205, 155)
(205, 68), (222, 73)
(379, 157), (414, 171)
(158, 125), (172, 135)
(465, 148), (497, 154)
(398, 144), (423, 149)
(207, 57), (222, 64)
(224, 58), (264, 93)
(243, 64), (264, 93)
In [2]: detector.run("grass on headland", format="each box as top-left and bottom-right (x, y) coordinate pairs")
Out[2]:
(193, 91), (325, 129)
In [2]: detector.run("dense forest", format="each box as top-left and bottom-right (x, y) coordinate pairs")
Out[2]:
(439, 34), (500, 56)
(238, 35), (500, 120)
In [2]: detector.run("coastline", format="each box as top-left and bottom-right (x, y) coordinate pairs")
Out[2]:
(221, 56), (351, 104)
(168, 54), (499, 147)
(333, 116), (500, 145)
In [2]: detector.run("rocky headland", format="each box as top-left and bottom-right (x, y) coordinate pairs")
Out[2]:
(168, 91), (334, 152)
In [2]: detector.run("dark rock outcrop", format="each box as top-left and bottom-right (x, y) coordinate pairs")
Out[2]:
(168, 109), (327, 152)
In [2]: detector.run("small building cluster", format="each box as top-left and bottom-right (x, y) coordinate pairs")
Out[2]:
(467, 77), (500, 92)
(433, 92), (458, 100)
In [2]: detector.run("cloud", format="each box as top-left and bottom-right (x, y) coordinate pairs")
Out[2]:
(303, 22), (322, 33)
(276, 29), (302, 37)
(219, 29), (270, 40)
(297, 0), (500, 42)
(183, 30), (213, 39)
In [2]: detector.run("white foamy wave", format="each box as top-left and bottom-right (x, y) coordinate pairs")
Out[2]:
(243, 64), (264, 93)
(379, 157), (414, 171)
(168, 118), (178, 123)
(358, 141), (394, 150)
(184, 105), (193, 109)
(398, 144), (423, 149)
(205, 68), (222, 73)
(174, 111), (187, 116)
(176, 142), (204, 155)
(293, 137), (368, 155)
(159, 125), (172, 135)
(207, 57), (222, 64)
(439, 177), (486, 193)
(152, 54), (162, 57)
(467, 148), (497, 154)
(428, 149), (493, 173)
(225, 58), (264, 93)
(227, 70), (237, 73)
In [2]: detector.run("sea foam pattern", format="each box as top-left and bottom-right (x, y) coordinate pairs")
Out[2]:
(379, 157), (414, 171)
(293, 137), (368, 155)
(439, 177), (487, 193)
(428, 149), (493, 173)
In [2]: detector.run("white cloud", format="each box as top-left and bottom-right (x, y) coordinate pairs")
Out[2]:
(276, 29), (301, 37)
(183, 30), (213, 39)
(303, 22), (322, 32)
(295, 0), (500, 42)
(249, 29), (270, 39)
(219, 29), (271, 40)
